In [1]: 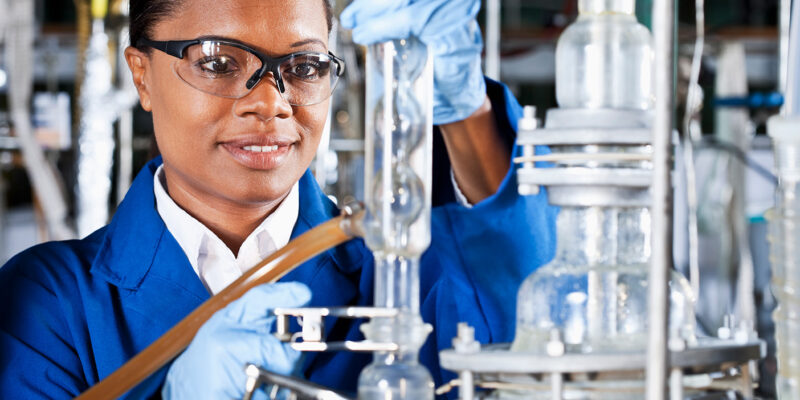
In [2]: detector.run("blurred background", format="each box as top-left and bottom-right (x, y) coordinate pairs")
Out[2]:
(0, 0), (790, 396)
(0, 0), (783, 258)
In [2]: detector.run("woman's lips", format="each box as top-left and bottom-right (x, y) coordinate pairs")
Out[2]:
(221, 142), (292, 170)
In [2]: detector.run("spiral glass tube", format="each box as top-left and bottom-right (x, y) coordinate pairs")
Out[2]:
(358, 37), (434, 400)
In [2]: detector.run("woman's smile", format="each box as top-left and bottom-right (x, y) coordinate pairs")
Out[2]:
(220, 135), (296, 170)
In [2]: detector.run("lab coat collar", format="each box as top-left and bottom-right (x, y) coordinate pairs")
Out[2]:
(89, 156), (197, 291)
(289, 169), (367, 276)
(90, 157), (366, 293)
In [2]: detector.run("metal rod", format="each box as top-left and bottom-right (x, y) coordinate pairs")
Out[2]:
(551, 372), (563, 400)
(485, 0), (501, 80)
(785, 0), (800, 115)
(646, 0), (675, 398)
(460, 371), (474, 400)
(669, 367), (683, 400)
(780, 0), (792, 98)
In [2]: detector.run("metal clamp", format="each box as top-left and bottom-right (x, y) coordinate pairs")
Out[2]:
(242, 364), (353, 400)
(272, 306), (400, 352)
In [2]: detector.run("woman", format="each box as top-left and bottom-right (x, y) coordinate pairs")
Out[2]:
(0, 0), (557, 398)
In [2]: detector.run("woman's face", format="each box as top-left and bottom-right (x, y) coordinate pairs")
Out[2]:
(128, 0), (330, 209)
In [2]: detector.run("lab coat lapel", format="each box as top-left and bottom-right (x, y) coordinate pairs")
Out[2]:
(89, 157), (209, 351)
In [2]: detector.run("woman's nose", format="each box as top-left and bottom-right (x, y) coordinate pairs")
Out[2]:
(232, 73), (293, 121)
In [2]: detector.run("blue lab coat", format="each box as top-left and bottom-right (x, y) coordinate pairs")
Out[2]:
(0, 80), (557, 398)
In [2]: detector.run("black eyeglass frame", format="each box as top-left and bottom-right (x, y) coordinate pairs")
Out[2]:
(136, 37), (345, 99)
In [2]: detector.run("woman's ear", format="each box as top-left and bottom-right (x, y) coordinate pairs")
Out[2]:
(124, 47), (152, 111)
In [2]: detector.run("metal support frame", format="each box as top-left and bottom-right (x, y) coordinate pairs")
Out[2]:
(647, 0), (675, 398)
(272, 306), (401, 352)
(243, 364), (352, 400)
(438, 336), (764, 399)
(485, 0), (501, 80)
(780, 0), (792, 98)
(786, 0), (800, 115)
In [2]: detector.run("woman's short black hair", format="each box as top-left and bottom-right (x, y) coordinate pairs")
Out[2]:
(129, 0), (334, 50)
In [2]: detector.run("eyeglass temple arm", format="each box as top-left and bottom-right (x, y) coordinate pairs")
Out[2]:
(135, 38), (198, 59)
(329, 52), (346, 76)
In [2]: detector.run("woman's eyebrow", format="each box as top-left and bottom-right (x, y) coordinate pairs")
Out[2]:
(195, 35), (246, 45)
(290, 38), (326, 49)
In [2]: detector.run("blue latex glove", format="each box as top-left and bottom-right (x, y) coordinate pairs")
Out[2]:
(340, 0), (486, 125)
(162, 282), (311, 399)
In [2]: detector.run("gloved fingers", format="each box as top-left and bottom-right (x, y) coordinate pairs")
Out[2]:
(219, 282), (312, 326)
(210, 328), (302, 399)
(339, 0), (409, 30)
(348, 9), (415, 45)
(418, 0), (481, 39)
(433, 64), (486, 124)
(343, 0), (481, 46)
(258, 333), (302, 376)
(431, 23), (486, 124)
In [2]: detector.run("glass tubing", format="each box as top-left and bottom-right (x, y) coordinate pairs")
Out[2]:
(359, 37), (435, 400)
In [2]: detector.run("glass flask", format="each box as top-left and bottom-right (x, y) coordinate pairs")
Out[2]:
(766, 116), (800, 400)
(358, 37), (435, 400)
(508, 206), (696, 399)
(556, 0), (654, 109)
(513, 206), (696, 353)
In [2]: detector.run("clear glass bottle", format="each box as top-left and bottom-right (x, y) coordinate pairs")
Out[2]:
(507, 206), (696, 400)
(358, 37), (435, 400)
(512, 206), (696, 354)
(766, 116), (800, 399)
(556, 0), (654, 109)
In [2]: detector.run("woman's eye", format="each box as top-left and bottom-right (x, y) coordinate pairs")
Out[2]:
(197, 56), (238, 75)
(293, 64), (318, 77)
(288, 63), (323, 80)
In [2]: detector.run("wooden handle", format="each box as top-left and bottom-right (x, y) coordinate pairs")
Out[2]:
(75, 209), (364, 400)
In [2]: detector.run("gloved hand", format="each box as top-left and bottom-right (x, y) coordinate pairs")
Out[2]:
(340, 0), (486, 125)
(162, 282), (311, 399)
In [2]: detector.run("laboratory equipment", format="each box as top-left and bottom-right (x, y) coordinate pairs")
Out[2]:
(75, 0), (138, 237)
(437, 0), (764, 398)
(556, 0), (654, 110)
(513, 0), (694, 364)
(358, 36), (435, 399)
(766, 116), (800, 400)
(251, 37), (435, 399)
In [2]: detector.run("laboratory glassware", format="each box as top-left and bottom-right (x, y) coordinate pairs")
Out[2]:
(556, 0), (654, 110)
(358, 36), (435, 400)
(767, 116), (800, 400)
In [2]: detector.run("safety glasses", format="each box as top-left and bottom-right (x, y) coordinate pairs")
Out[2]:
(137, 37), (345, 106)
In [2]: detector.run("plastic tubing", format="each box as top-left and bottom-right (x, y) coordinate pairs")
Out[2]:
(75, 209), (365, 400)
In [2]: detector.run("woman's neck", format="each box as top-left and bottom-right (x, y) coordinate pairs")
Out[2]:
(162, 170), (287, 256)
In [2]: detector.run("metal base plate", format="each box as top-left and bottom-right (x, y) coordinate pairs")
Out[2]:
(440, 338), (765, 374)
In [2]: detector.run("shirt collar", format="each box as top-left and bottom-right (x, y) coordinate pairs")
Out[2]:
(90, 158), (365, 291)
(152, 164), (299, 278)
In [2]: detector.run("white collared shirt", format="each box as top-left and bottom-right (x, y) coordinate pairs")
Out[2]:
(153, 165), (299, 294)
